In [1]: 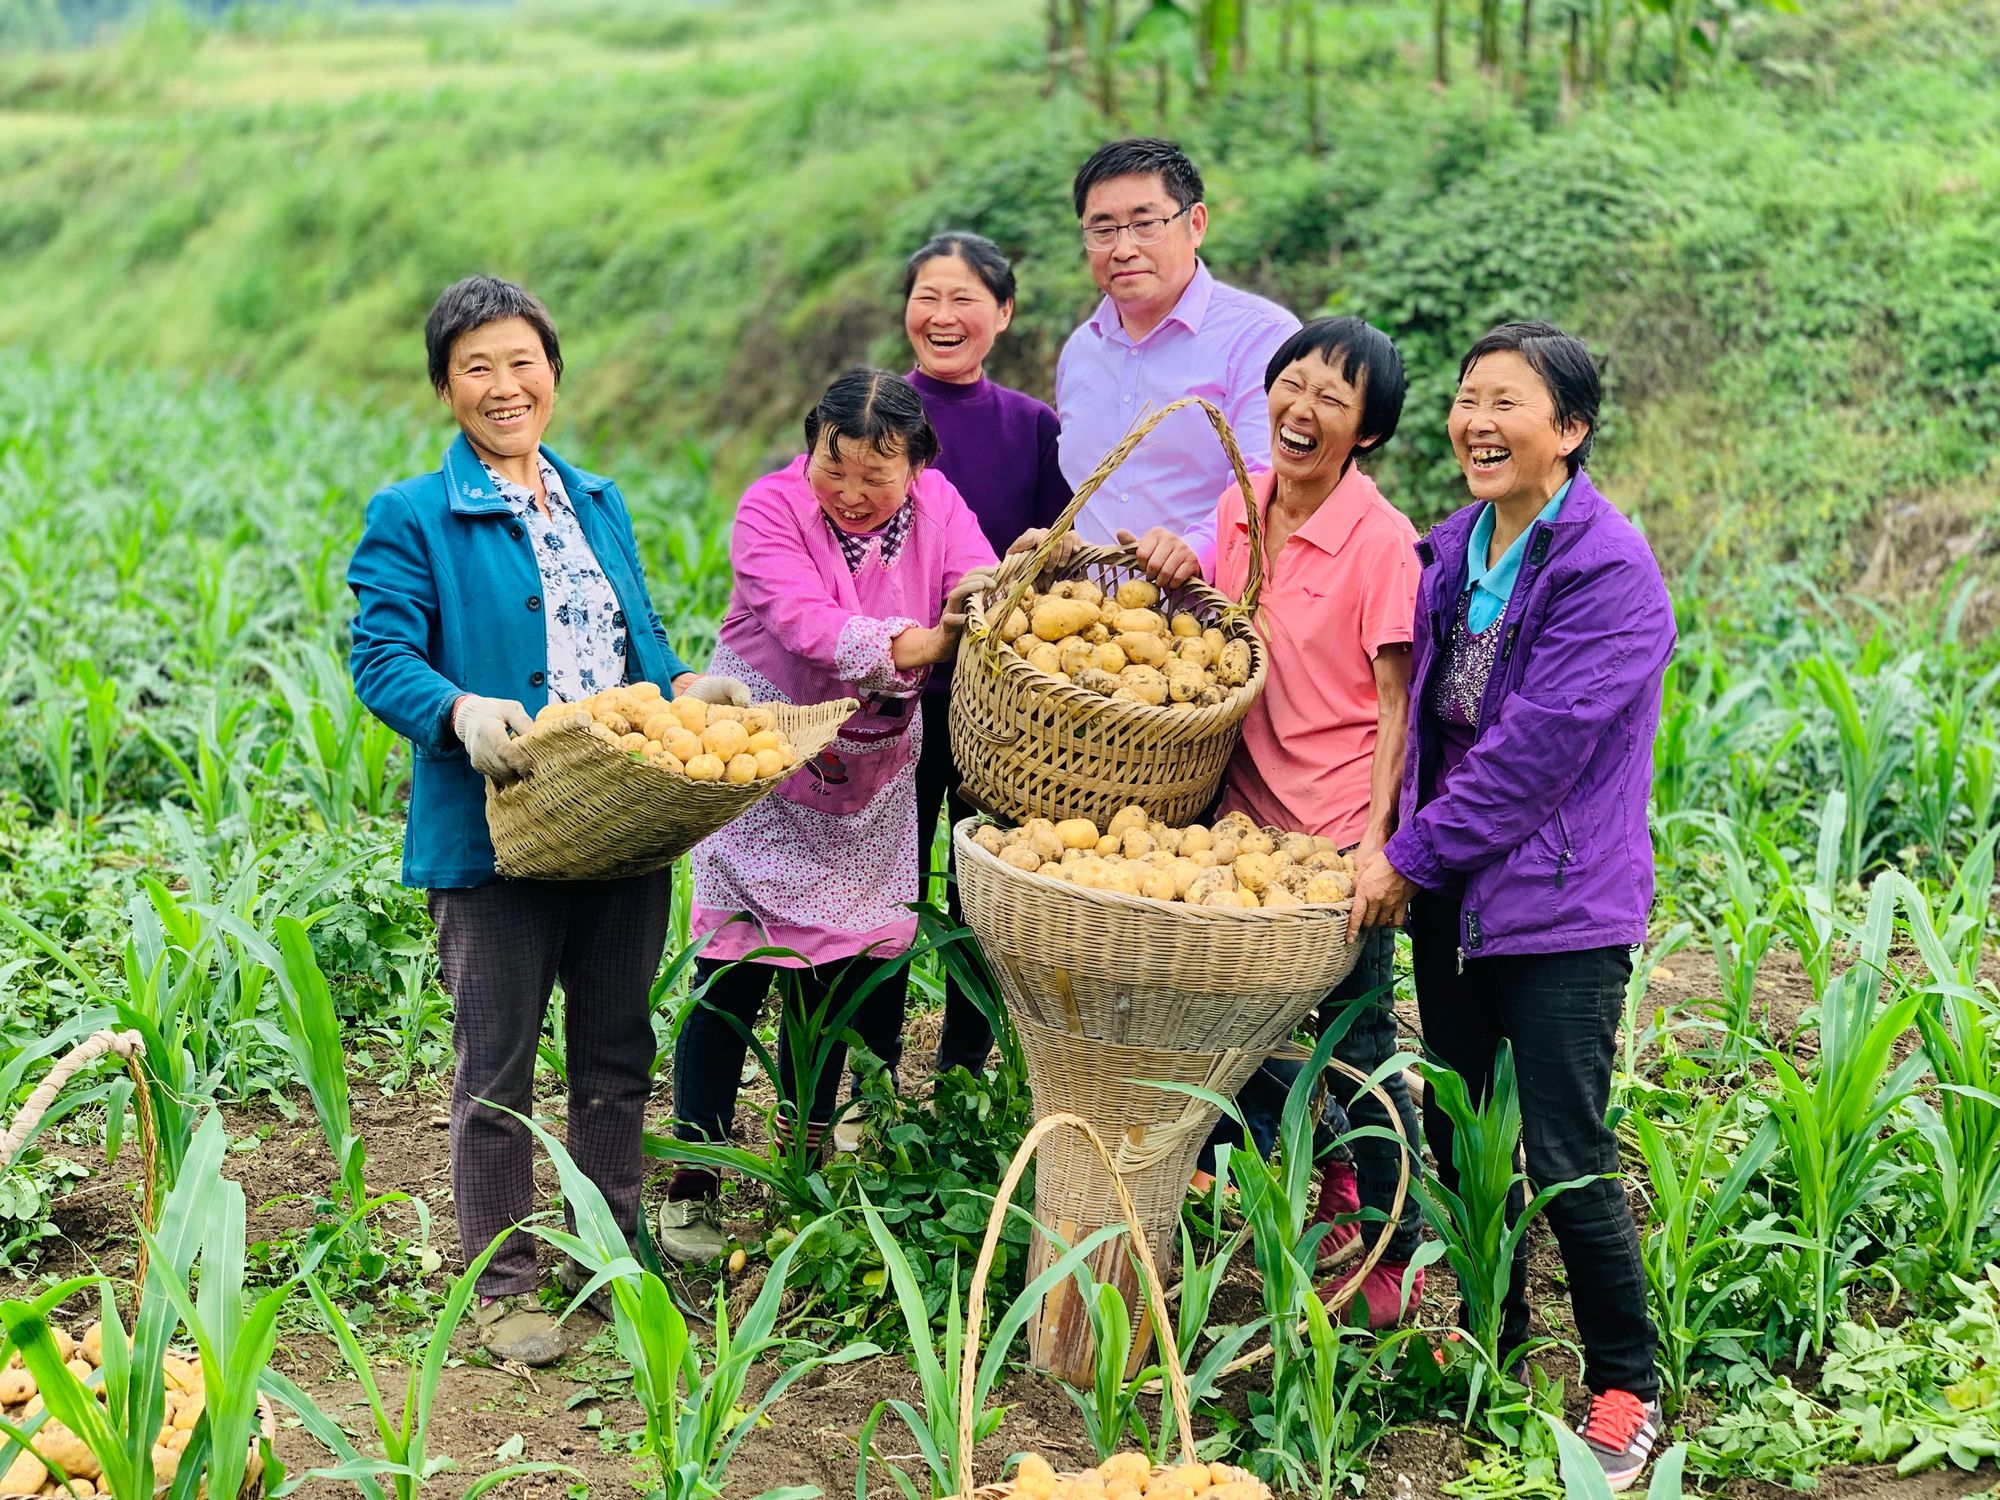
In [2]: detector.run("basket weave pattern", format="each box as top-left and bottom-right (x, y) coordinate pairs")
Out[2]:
(484, 697), (858, 881)
(950, 397), (1269, 828)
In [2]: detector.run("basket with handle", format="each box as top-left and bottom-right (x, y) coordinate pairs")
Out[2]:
(485, 696), (859, 880)
(1, 1031), (276, 1499)
(950, 397), (1269, 829)
(952, 821), (1407, 1385)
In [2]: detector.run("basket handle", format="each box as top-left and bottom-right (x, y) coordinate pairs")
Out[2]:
(1, 1029), (158, 1302)
(955, 1111), (1197, 1494)
(985, 397), (1266, 639)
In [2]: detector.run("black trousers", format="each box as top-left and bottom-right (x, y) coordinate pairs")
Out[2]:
(1410, 892), (1658, 1399)
(914, 689), (993, 1073)
(1198, 924), (1426, 1263)
(672, 954), (910, 1141)
(428, 872), (670, 1297)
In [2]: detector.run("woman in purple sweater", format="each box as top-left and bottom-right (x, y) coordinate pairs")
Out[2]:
(902, 232), (1072, 1076)
(1349, 323), (1674, 1493)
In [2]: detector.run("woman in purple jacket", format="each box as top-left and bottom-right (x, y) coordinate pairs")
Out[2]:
(902, 232), (1072, 1077)
(1348, 323), (1674, 1493)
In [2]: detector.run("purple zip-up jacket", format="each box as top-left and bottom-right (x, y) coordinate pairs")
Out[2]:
(1383, 470), (1675, 958)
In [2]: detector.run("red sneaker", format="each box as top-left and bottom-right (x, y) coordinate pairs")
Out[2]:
(1576, 1389), (1663, 1493)
(1321, 1257), (1423, 1328)
(1310, 1159), (1362, 1263)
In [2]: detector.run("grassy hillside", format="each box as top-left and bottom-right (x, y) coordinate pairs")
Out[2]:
(1, 0), (1996, 577)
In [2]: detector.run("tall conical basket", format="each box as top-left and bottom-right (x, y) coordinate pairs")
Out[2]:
(953, 821), (1379, 1383)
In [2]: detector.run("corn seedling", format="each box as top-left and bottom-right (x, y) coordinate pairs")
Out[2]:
(511, 1109), (866, 1500)
(856, 1197), (1129, 1498)
(1410, 1045), (1595, 1421)
(1546, 1412), (1689, 1499)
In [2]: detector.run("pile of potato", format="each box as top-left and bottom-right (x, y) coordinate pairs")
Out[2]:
(969, 807), (1354, 909)
(529, 681), (800, 784)
(1009, 1451), (1272, 1500)
(0, 1323), (206, 1495)
(991, 576), (1252, 707)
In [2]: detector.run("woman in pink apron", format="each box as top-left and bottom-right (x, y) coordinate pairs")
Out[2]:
(658, 369), (998, 1262)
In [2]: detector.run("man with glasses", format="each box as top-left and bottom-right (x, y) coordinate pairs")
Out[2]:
(1053, 138), (1299, 580)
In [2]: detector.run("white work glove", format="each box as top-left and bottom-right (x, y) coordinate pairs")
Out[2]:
(452, 695), (534, 782)
(679, 674), (752, 707)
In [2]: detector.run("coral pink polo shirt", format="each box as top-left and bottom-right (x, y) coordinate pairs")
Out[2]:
(1209, 466), (1420, 847)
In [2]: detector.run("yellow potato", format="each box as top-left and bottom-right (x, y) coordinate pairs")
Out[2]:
(0, 1449), (46, 1495)
(1014, 1453), (1060, 1497)
(1056, 818), (1101, 850)
(1115, 578), (1160, 610)
(1304, 872), (1353, 903)
(597, 710), (634, 736)
(725, 754), (758, 784)
(1106, 805), (1149, 838)
(629, 679), (665, 702)
(1173, 635), (1215, 669)
(1237, 828), (1276, 857)
(746, 729), (783, 753)
(999, 844), (1043, 872)
(684, 753), (726, 782)
(743, 705), (778, 733)
(1185, 868), (1238, 906)
(1170, 611), (1202, 639)
(1059, 636), (1098, 677)
(0, 1365), (32, 1403)
(1112, 608), (1168, 636)
(702, 720), (751, 760)
(1166, 661), (1208, 703)
(60, 1477), (97, 1498)
(151, 1444), (179, 1485)
(752, 747), (790, 778)
(1136, 866), (1177, 901)
(972, 825), (1007, 855)
(1216, 639), (1253, 688)
(1023, 820), (1064, 863)
(1260, 882), (1302, 908)
(1101, 864), (1141, 895)
(1118, 665), (1169, 706)
(1032, 597), (1098, 642)
(1100, 1453), (1152, 1486)
(671, 696), (709, 734)
(1116, 631), (1171, 668)
(999, 606), (1032, 642)
(663, 727), (702, 762)
(1179, 824), (1212, 855)
(63, 1357), (91, 1384)
(47, 1329), (73, 1366)
(1074, 667), (1122, 695)
(1051, 578), (1105, 607)
(641, 713), (675, 743)
(617, 731), (648, 754)
(1233, 852), (1279, 893)
(1164, 1463), (1214, 1493)
(27, 1422), (97, 1480)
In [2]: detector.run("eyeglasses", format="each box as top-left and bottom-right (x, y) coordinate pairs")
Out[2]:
(1081, 204), (1195, 251)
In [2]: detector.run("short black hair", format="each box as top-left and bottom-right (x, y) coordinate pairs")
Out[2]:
(803, 369), (941, 469)
(1263, 317), (1408, 455)
(1457, 321), (1602, 471)
(1072, 137), (1204, 218)
(902, 231), (1017, 306)
(425, 276), (562, 392)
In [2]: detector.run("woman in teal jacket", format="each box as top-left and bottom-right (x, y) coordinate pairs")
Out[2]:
(348, 275), (741, 1367)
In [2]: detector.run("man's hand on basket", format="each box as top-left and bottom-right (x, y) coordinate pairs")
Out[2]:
(676, 674), (753, 707)
(452, 695), (533, 782)
(1347, 850), (1417, 941)
(1005, 527), (1080, 567)
(1117, 527), (1201, 589)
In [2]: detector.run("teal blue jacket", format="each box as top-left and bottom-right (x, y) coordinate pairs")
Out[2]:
(347, 433), (693, 888)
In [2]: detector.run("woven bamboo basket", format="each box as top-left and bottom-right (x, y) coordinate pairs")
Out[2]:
(1, 1031), (276, 1500)
(952, 821), (1403, 1384)
(951, 397), (1269, 829)
(485, 697), (858, 880)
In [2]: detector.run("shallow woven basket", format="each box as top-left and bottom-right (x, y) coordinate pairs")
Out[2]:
(952, 820), (1401, 1382)
(484, 697), (858, 880)
(951, 397), (1269, 829)
(1, 1031), (276, 1500)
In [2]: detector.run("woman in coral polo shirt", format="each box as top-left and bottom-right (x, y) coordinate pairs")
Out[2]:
(1200, 316), (1425, 1326)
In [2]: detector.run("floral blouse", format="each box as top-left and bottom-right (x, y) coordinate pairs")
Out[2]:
(485, 458), (629, 702)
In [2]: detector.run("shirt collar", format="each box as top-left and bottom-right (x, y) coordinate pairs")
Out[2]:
(1466, 479), (1571, 602)
(1087, 260), (1215, 346)
(1228, 464), (1381, 558)
(483, 456), (569, 513)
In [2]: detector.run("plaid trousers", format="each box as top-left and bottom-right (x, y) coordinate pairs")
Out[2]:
(427, 872), (671, 1296)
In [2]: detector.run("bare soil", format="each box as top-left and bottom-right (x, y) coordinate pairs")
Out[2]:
(31, 944), (2000, 1498)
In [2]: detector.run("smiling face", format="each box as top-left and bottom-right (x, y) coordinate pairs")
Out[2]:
(1267, 349), (1370, 497)
(439, 316), (556, 464)
(1448, 350), (1588, 507)
(806, 433), (921, 533)
(1080, 172), (1207, 323)
(905, 252), (1012, 385)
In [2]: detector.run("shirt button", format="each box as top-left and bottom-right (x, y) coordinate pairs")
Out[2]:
(526, 595), (542, 612)
(1123, 394), (1133, 403)
(528, 670), (546, 688)
(508, 523), (524, 540)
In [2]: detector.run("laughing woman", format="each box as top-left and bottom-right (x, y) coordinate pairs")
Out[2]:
(902, 231), (1071, 1075)
(656, 369), (997, 1264)
(348, 276), (744, 1367)
(1349, 322), (1675, 1492)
